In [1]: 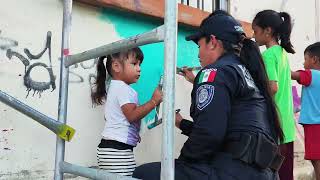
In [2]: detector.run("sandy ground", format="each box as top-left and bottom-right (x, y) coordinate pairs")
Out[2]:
(294, 121), (315, 180)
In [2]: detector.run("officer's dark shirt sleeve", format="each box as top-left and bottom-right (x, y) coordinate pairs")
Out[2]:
(179, 66), (239, 162)
(180, 119), (193, 136)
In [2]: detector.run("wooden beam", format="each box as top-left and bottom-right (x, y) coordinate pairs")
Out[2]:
(76, 0), (253, 36)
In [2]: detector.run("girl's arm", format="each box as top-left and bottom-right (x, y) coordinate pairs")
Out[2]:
(269, 81), (279, 95)
(291, 71), (300, 81)
(121, 88), (162, 123)
(262, 53), (279, 95)
(292, 70), (312, 86)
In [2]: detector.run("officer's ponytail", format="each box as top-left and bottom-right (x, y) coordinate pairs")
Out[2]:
(239, 38), (284, 142)
(202, 9), (283, 142)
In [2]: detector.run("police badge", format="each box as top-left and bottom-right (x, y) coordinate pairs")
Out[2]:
(196, 84), (215, 110)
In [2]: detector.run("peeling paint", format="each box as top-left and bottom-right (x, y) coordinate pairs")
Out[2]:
(133, 0), (142, 11)
(0, 30), (18, 50)
(20, 170), (30, 176)
(0, 170), (54, 179)
(1, 128), (13, 132)
(180, 12), (193, 19)
(64, 174), (80, 179)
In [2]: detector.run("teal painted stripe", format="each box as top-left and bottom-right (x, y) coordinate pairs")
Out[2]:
(99, 8), (200, 123)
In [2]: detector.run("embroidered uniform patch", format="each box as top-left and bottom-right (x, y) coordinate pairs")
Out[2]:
(198, 68), (217, 84)
(196, 84), (215, 110)
(238, 65), (258, 90)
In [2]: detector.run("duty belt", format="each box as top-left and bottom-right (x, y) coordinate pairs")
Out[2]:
(223, 133), (285, 171)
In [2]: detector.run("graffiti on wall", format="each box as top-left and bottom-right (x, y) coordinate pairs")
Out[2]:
(69, 58), (98, 86)
(1, 29), (99, 98)
(68, 58), (98, 102)
(0, 30), (18, 50)
(1, 31), (56, 97)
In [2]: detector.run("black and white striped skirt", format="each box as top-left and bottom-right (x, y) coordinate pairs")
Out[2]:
(97, 139), (136, 176)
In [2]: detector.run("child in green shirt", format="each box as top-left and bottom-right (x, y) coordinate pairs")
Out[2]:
(253, 10), (295, 180)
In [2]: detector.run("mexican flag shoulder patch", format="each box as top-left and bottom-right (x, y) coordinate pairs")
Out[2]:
(198, 68), (217, 84)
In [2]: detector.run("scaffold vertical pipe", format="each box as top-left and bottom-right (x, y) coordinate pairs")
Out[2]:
(54, 0), (72, 179)
(161, 0), (177, 180)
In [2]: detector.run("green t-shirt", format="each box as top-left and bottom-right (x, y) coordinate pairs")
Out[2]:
(262, 45), (295, 143)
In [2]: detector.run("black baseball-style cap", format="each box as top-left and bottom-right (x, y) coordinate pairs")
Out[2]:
(186, 13), (245, 44)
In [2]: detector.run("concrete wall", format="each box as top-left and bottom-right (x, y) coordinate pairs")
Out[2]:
(0, 1), (119, 179)
(231, 0), (319, 73)
(0, 0), (195, 179)
(0, 0), (318, 179)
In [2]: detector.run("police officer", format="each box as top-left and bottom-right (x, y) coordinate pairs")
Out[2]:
(133, 10), (284, 180)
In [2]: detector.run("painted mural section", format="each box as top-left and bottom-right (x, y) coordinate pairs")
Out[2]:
(99, 8), (199, 126)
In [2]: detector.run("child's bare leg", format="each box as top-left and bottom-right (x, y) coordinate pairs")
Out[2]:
(311, 160), (320, 180)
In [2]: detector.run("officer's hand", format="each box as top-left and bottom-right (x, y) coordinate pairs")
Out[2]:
(151, 88), (163, 106)
(175, 112), (183, 128)
(178, 66), (195, 84)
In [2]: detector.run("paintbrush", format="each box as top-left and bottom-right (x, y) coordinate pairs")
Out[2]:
(148, 109), (181, 129)
(176, 66), (201, 74)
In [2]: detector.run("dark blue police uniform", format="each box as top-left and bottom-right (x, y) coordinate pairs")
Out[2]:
(133, 54), (282, 180)
(133, 11), (283, 180)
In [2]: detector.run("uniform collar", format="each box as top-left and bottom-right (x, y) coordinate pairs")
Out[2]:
(204, 53), (240, 69)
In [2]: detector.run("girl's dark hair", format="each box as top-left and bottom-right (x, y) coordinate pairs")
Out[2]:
(91, 47), (144, 105)
(253, 10), (295, 54)
(304, 42), (320, 59)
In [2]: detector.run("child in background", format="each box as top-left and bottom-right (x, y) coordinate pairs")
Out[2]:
(252, 10), (296, 180)
(91, 47), (162, 176)
(292, 42), (320, 180)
